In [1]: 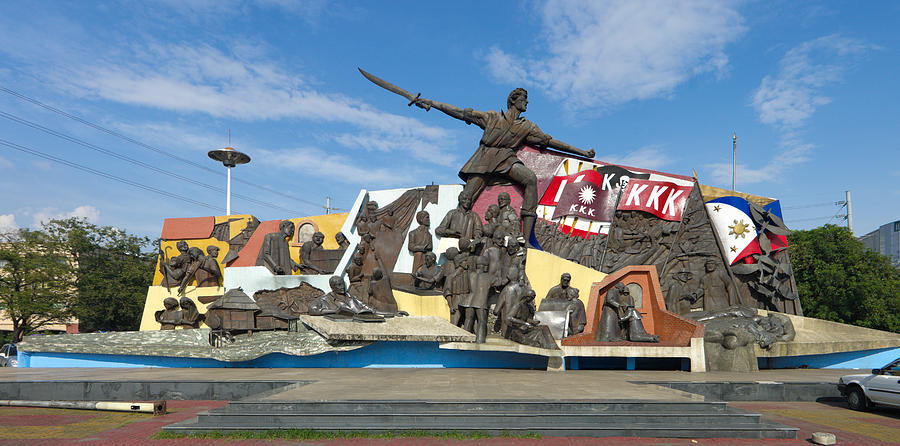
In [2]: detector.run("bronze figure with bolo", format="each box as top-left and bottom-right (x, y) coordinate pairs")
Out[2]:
(359, 68), (595, 246)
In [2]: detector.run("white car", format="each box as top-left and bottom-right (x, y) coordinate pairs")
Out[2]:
(0, 344), (17, 367)
(838, 357), (900, 411)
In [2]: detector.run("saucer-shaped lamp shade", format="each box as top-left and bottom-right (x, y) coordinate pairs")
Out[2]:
(208, 147), (250, 168)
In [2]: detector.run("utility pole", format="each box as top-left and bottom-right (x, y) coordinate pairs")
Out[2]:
(323, 197), (340, 214)
(732, 132), (737, 191)
(845, 190), (853, 234)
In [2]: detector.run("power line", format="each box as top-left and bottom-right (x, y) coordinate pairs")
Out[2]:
(782, 201), (841, 210)
(791, 215), (842, 223)
(0, 138), (223, 213)
(0, 109), (299, 215)
(0, 85), (324, 209)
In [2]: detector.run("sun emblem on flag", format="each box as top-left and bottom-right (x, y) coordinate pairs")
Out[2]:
(728, 219), (752, 239)
(578, 185), (596, 205)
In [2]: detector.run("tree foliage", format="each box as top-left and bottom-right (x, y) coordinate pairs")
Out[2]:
(43, 218), (155, 333)
(0, 228), (76, 341)
(789, 224), (900, 333)
(0, 218), (155, 340)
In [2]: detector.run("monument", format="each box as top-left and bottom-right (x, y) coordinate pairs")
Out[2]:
(17, 67), (900, 378)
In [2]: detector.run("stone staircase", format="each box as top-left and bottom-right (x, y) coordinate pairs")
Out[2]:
(164, 399), (798, 439)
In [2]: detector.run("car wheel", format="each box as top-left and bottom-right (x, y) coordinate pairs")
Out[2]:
(847, 386), (868, 411)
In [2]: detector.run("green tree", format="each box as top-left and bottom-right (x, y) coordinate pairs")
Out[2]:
(0, 228), (76, 341)
(44, 218), (155, 333)
(789, 224), (900, 333)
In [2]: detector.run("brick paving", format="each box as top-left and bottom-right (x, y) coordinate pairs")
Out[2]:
(731, 401), (900, 446)
(1, 399), (897, 445)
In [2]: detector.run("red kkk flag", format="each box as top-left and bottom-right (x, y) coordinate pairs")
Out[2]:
(544, 165), (649, 221)
(617, 179), (692, 221)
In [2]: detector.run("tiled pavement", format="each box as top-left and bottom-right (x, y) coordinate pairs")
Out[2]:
(0, 368), (893, 444)
(0, 399), (898, 445)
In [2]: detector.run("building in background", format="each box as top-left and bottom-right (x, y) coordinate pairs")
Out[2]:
(860, 220), (900, 268)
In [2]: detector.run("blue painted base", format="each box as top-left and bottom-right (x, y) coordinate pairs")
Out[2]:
(759, 347), (900, 370)
(20, 341), (549, 369)
(21, 341), (899, 371)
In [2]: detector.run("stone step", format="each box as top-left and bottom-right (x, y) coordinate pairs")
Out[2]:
(194, 411), (764, 428)
(217, 400), (729, 414)
(165, 399), (797, 439)
(165, 418), (797, 439)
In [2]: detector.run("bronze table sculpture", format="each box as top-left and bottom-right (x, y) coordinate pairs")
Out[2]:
(540, 273), (574, 305)
(360, 68), (594, 245)
(538, 273), (586, 337)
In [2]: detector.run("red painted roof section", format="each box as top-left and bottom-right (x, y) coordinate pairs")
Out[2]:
(160, 216), (215, 240)
(227, 219), (280, 267)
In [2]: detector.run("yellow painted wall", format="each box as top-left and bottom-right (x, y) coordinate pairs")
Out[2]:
(139, 285), (223, 331)
(525, 248), (606, 311)
(394, 290), (451, 320)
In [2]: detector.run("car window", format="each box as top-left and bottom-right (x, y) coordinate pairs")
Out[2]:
(883, 358), (900, 376)
(0, 345), (7, 356)
(8, 345), (15, 356)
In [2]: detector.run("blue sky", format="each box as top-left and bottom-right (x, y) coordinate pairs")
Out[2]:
(0, 1), (897, 238)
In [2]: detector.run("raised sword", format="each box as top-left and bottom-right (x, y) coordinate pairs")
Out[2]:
(358, 68), (430, 110)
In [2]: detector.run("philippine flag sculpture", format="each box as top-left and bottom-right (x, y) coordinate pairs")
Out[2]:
(705, 196), (763, 265)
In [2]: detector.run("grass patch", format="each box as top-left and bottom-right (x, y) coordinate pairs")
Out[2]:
(154, 429), (541, 440)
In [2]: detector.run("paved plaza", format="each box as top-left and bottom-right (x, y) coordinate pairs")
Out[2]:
(0, 368), (896, 444)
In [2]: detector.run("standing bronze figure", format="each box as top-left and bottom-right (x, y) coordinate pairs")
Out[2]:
(359, 69), (594, 245)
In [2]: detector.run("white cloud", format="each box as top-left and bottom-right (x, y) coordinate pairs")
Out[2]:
(151, 0), (329, 24)
(44, 43), (457, 166)
(255, 146), (421, 187)
(484, 0), (745, 111)
(751, 35), (870, 129)
(111, 121), (224, 153)
(721, 35), (873, 186)
(0, 214), (18, 232)
(598, 145), (673, 171)
(0, 156), (12, 169)
(331, 133), (457, 167)
(705, 140), (813, 186)
(31, 205), (100, 227)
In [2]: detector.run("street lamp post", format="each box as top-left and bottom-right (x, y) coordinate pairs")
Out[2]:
(732, 132), (737, 191)
(207, 146), (250, 215)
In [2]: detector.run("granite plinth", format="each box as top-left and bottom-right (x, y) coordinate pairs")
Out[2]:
(441, 335), (564, 358)
(753, 310), (900, 357)
(562, 337), (707, 372)
(298, 315), (475, 342)
(18, 327), (368, 362)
